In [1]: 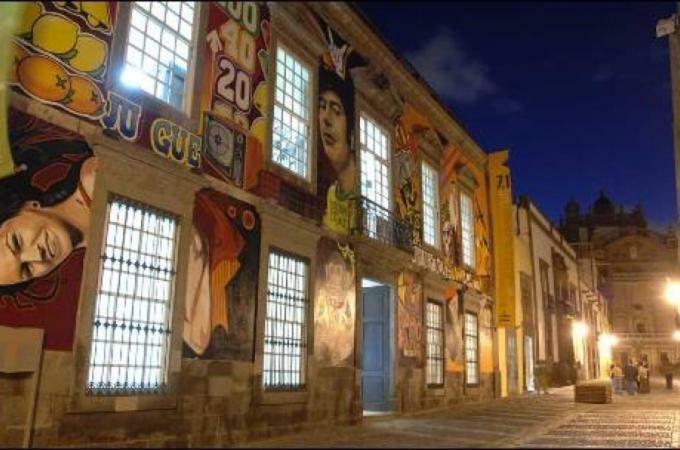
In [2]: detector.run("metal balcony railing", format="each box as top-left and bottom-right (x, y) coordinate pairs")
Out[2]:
(351, 196), (413, 252)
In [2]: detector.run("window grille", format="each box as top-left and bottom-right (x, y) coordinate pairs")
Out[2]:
(460, 192), (475, 268)
(263, 250), (309, 391)
(360, 115), (391, 240)
(422, 161), (439, 248)
(464, 312), (479, 385)
(426, 301), (444, 386)
(360, 115), (391, 210)
(122, 1), (196, 109)
(271, 47), (311, 178)
(87, 196), (179, 395)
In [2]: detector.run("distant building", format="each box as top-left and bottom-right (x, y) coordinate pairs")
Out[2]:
(561, 192), (679, 371)
(512, 196), (608, 391)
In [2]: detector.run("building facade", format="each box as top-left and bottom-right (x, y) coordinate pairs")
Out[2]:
(0, 2), (503, 447)
(561, 193), (679, 372)
(513, 196), (609, 391)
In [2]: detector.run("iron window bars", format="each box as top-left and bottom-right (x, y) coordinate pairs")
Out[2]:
(460, 191), (475, 269)
(426, 300), (445, 386)
(263, 250), (309, 391)
(360, 114), (391, 214)
(351, 196), (413, 251)
(465, 311), (479, 385)
(272, 46), (311, 179)
(422, 161), (439, 248)
(87, 196), (179, 395)
(123, 1), (196, 108)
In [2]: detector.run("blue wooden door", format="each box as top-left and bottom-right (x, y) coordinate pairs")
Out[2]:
(362, 285), (391, 411)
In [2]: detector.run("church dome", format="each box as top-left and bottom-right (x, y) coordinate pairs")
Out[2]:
(592, 190), (615, 216)
(565, 199), (580, 217)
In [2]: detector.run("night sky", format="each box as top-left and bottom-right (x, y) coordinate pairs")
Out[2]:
(358, 2), (677, 230)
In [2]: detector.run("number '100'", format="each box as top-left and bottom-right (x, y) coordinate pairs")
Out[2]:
(216, 56), (251, 113)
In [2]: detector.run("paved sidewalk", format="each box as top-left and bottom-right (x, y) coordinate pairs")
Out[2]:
(238, 377), (680, 448)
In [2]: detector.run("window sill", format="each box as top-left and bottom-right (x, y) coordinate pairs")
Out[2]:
(258, 389), (309, 405)
(110, 81), (196, 132)
(426, 386), (446, 397)
(267, 160), (315, 195)
(67, 391), (178, 414)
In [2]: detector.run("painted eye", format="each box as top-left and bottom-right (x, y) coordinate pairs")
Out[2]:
(11, 233), (21, 254)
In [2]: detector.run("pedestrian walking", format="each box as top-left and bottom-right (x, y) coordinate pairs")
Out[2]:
(662, 356), (674, 390)
(637, 361), (650, 394)
(535, 360), (550, 394)
(624, 359), (637, 395)
(611, 364), (624, 395)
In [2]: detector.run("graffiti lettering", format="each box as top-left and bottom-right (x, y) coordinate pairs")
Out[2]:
(216, 57), (252, 113)
(496, 174), (511, 190)
(150, 118), (201, 169)
(224, 2), (260, 36)
(99, 91), (142, 141)
(219, 19), (257, 73)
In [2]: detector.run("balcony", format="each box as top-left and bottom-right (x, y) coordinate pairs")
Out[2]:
(351, 196), (413, 252)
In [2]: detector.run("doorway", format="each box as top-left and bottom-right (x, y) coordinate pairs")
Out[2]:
(524, 335), (535, 392)
(507, 331), (518, 395)
(361, 278), (394, 415)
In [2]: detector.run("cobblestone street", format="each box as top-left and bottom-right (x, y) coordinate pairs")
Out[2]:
(239, 378), (680, 448)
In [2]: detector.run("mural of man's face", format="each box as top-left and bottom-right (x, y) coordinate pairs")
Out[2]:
(0, 202), (80, 286)
(319, 90), (349, 172)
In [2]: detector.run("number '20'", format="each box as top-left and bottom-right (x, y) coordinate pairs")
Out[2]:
(216, 57), (251, 112)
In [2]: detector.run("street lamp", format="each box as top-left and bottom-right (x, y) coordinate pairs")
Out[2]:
(572, 321), (589, 339)
(665, 279), (680, 306)
(598, 333), (618, 380)
(673, 330), (680, 342)
(599, 333), (618, 347)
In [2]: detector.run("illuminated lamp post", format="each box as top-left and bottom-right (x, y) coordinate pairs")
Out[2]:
(597, 333), (618, 380)
(665, 280), (680, 360)
(571, 321), (589, 381)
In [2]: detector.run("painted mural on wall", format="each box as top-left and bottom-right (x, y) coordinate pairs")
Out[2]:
(480, 305), (494, 373)
(0, 108), (97, 350)
(183, 188), (260, 361)
(11, 2), (115, 119)
(200, 1), (270, 191)
(311, 14), (365, 235)
(394, 104), (432, 246)
(440, 175), (461, 268)
(397, 271), (423, 362)
(314, 237), (356, 366)
(444, 287), (464, 372)
(440, 143), (492, 293)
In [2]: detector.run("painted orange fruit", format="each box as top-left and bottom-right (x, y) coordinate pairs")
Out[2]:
(66, 75), (104, 117)
(10, 42), (30, 84)
(16, 55), (71, 102)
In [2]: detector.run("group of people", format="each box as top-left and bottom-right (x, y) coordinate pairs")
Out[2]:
(609, 359), (649, 395)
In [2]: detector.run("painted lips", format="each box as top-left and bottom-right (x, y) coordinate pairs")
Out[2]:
(322, 131), (336, 146)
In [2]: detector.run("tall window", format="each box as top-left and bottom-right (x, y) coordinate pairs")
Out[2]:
(426, 301), (444, 386)
(422, 161), (439, 248)
(87, 196), (179, 394)
(271, 46), (311, 179)
(263, 250), (309, 390)
(460, 192), (475, 268)
(360, 114), (391, 210)
(122, 1), (197, 109)
(464, 311), (479, 385)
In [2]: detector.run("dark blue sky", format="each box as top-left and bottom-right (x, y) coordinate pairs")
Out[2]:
(358, 2), (677, 230)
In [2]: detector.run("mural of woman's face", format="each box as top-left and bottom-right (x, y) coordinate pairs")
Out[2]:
(0, 202), (78, 286)
(319, 90), (349, 172)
